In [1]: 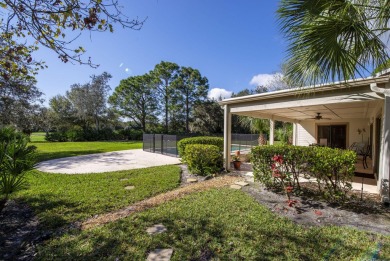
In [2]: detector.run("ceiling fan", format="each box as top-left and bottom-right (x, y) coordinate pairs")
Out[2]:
(306, 113), (331, 120)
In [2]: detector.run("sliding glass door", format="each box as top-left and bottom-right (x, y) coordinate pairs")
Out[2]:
(317, 125), (347, 149)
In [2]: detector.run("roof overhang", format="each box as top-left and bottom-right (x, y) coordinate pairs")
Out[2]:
(219, 74), (390, 122)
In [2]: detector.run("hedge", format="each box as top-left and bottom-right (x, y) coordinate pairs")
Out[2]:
(184, 144), (223, 176)
(177, 136), (223, 158)
(251, 145), (356, 202)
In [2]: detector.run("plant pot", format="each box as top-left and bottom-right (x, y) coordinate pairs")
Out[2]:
(233, 160), (241, 170)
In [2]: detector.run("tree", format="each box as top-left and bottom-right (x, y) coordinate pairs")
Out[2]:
(49, 94), (77, 131)
(240, 117), (270, 145)
(173, 67), (209, 133)
(278, 0), (390, 85)
(67, 72), (111, 130)
(0, 0), (144, 81)
(0, 76), (44, 133)
(109, 74), (159, 132)
(150, 61), (180, 133)
(190, 100), (224, 134)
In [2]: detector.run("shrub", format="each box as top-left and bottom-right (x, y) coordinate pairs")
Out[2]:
(118, 129), (143, 140)
(308, 147), (356, 201)
(184, 144), (222, 176)
(66, 126), (85, 141)
(177, 136), (223, 158)
(45, 131), (68, 142)
(0, 127), (36, 211)
(251, 145), (356, 202)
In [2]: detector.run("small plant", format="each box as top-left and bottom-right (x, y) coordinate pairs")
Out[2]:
(232, 155), (240, 162)
(0, 127), (36, 211)
(271, 154), (296, 207)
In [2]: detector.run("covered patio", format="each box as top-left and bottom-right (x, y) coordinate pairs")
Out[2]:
(220, 70), (390, 203)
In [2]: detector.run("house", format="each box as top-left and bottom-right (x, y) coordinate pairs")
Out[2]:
(219, 70), (390, 203)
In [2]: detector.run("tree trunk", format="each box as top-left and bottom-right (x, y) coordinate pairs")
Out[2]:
(165, 80), (169, 133)
(258, 133), (267, 145)
(186, 96), (189, 133)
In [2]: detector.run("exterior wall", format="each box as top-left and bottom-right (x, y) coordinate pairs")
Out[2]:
(297, 119), (370, 147)
(297, 122), (316, 146)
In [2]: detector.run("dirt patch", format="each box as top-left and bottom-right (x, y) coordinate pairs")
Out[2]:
(0, 200), (40, 261)
(242, 181), (390, 235)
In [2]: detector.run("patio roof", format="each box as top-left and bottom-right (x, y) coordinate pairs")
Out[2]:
(219, 72), (390, 122)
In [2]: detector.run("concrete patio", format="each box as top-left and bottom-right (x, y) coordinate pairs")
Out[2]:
(36, 149), (181, 174)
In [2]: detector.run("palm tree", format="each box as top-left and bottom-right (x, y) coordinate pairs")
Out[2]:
(278, 0), (390, 86)
(240, 117), (270, 145)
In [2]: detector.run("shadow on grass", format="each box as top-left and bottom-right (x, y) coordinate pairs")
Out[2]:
(18, 193), (80, 229)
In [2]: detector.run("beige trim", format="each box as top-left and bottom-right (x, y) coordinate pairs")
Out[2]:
(219, 75), (389, 106)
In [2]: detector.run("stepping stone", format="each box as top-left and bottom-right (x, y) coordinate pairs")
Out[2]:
(147, 249), (173, 261)
(187, 178), (198, 183)
(235, 181), (249, 187)
(124, 186), (135, 190)
(245, 177), (254, 182)
(146, 224), (167, 235)
(120, 178), (129, 181)
(245, 172), (254, 177)
(230, 184), (242, 190)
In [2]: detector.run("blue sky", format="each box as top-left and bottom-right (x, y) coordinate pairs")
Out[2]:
(35, 0), (287, 103)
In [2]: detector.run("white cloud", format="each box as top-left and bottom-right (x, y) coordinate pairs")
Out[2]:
(208, 88), (232, 100)
(119, 63), (124, 67)
(249, 73), (283, 86)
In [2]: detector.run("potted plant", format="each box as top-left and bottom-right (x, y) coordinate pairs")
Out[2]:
(232, 155), (241, 170)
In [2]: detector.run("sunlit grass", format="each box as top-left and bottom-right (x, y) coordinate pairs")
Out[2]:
(35, 189), (390, 260)
(30, 141), (142, 162)
(13, 165), (181, 230)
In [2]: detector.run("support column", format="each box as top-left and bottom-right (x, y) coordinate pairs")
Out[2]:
(292, 121), (298, 145)
(371, 82), (390, 203)
(269, 118), (274, 145)
(379, 95), (390, 203)
(223, 105), (232, 171)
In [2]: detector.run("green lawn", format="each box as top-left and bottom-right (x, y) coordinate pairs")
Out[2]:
(35, 189), (390, 260)
(31, 141), (143, 162)
(13, 165), (181, 229)
(30, 132), (47, 142)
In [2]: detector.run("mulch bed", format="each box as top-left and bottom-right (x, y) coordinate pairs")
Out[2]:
(242, 181), (390, 235)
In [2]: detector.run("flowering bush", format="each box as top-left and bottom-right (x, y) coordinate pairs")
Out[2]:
(251, 145), (356, 203)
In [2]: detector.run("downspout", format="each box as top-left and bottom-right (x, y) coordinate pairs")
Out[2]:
(370, 83), (390, 205)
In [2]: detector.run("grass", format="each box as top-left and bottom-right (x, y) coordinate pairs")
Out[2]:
(34, 189), (390, 260)
(30, 141), (142, 162)
(13, 165), (181, 229)
(30, 132), (46, 142)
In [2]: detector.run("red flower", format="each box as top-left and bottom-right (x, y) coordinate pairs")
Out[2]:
(272, 155), (283, 164)
(287, 199), (297, 207)
(272, 172), (281, 178)
(285, 186), (293, 193)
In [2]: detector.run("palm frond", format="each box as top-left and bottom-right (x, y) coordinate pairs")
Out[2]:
(278, 0), (390, 86)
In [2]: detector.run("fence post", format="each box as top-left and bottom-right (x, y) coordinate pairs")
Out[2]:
(161, 134), (164, 154)
(153, 134), (155, 153)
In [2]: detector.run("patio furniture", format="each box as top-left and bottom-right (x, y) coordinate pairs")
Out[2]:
(349, 142), (371, 169)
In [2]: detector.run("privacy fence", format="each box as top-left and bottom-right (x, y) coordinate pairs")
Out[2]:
(143, 133), (261, 157)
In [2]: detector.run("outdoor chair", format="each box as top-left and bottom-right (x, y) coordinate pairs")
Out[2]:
(349, 142), (371, 169)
